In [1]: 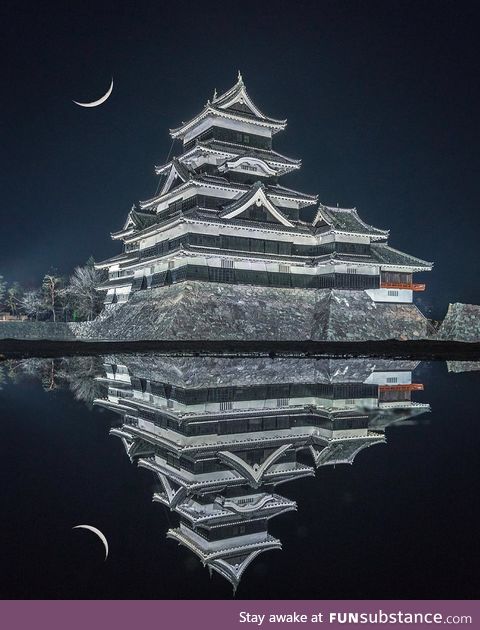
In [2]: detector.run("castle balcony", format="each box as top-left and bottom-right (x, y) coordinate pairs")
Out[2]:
(380, 282), (426, 291)
(378, 383), (424, 393)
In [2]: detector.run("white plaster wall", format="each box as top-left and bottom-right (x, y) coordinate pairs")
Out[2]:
(364, 371), (412, 385)
(366, 288), (413, 303)
(334, 264), (378, 275)
(183, 114), (272, 143)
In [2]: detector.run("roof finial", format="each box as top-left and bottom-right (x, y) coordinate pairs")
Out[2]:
(237, 69), (243, 83)
(213, 88), (217, 100)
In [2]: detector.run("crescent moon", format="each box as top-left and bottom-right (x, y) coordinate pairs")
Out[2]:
(73, 78), (113, 108)
(73, 524), (109, 560)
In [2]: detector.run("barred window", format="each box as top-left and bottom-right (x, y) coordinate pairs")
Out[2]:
(386, 377), (398, 383)
(279, 264), (290, 273)
(346, 268), (357, 274)
(220, 401), (233, 411)
(221, 259), (234, 269)
(388, 290), (399, 296)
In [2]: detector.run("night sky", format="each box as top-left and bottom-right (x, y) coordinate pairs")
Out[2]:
(1, 0), (479, 318)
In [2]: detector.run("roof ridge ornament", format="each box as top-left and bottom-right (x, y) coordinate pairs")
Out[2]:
(237, 70), (244, 84)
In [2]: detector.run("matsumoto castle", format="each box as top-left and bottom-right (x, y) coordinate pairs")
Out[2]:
(96, 73), (432, 307)
(95, 354), (430, 591)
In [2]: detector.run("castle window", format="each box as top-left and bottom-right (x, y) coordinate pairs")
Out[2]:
(221, 259), (234, 269)
(386, 377), (398, 383)
(388, 290), (399, 296)
(279, 264), (290, 273)
(346, 268), (357, 274)
(220, 401), (233, 411)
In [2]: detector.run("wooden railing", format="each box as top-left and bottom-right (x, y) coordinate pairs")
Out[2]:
(381, 282), (426, 291)
(379, 383), (424, 392)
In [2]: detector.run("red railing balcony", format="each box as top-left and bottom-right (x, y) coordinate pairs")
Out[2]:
(381, 282), (426, 291)
(379, 383), (424, 392)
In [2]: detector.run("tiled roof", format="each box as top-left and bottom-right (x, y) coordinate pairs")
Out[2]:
(95, 252), (137, 268)
(314, 204), (388, 236)
(219, 182), (297, 227)
(189, 209), (311, 234)
(169, 76), (287, 138)
(370, 243), (433, 268)
(130, 210), (158, 231)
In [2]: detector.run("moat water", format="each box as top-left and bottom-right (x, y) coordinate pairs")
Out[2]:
(1, 355), (479, 599)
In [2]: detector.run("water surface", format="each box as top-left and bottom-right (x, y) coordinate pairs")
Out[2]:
(1, 355), (479, 599)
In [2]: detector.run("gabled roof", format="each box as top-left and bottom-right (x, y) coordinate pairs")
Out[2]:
(212, 71), (281, 122)
(220, 181), (295, 227)
(218, 443), (293, 488)
(152, 473), (188, 509)
(189, 209), (312, 235)
(310, 436), (385, 467)
(170, 73), (287, 139)
(109, 205), (158, 240)
(139, 173), (315, 211)
(370, 243), (433, 269)
(158, 158), (194, 195)
(129, 209), (158, 230)
(208, 548), (280, 592)
(167, 526), (281, 591)
(313, 204), (389, 238)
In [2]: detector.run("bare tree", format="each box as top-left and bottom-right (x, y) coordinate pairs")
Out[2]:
(8, 356), (104, 404)
(42, 274), (64, 322)
(20, 289), (44, 320)
(67, 260), (106, 321)
(8, 358), (60, 390)
(6, 281), (24, 315)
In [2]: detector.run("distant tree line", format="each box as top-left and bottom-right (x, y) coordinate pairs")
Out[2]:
(6, 356), (105, 405)
(0, 257), (107, 322)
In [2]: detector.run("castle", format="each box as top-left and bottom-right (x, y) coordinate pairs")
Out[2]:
(93, 73), (433, 341)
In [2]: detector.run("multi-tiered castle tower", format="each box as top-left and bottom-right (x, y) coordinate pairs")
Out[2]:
(96, 73), (432, 311)
(94, 354), (430, 591)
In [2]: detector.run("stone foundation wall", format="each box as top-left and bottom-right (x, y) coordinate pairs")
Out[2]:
(0, 321), (77, 341)
(0, 283), (437, 343)
(437, 303), (480, 342)
(102, 354), (420, 387)
(75, 282), (433, 342)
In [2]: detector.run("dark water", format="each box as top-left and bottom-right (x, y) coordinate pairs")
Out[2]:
(1, 355), (479, 600)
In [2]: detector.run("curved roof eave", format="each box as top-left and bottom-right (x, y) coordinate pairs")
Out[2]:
(170, 105), (287, 139)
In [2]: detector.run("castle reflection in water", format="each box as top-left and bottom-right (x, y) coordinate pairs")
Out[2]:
(89, 354), (430, 591)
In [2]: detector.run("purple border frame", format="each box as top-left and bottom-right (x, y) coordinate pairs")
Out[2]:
(1, 600), (478, 629)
